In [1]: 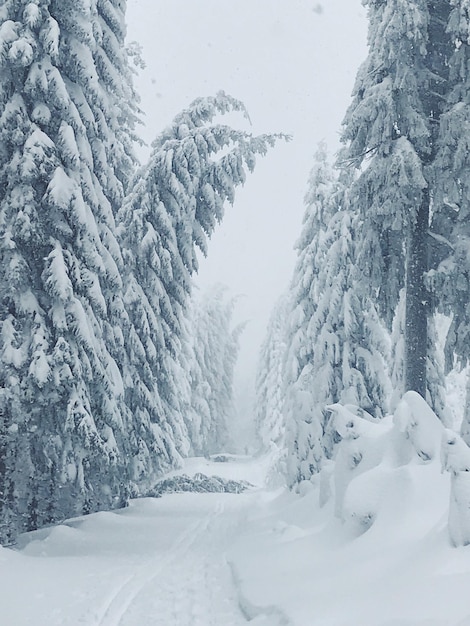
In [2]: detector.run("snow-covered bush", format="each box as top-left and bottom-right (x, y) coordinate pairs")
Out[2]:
(442, 429), (470, 547)
(321, 392), (470, 546)
(148, 473), (252, 497)
(327, 403), (393, 521)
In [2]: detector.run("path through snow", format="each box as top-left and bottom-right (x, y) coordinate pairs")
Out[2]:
(2, 452), (470, 625)
(0, 456), (285, 626)
(94, 497), (252, 626)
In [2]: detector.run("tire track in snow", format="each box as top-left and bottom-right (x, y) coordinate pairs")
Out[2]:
(115, 497), (248, 626)
(92, 499), (246, 626)
(94, 514), (214, 625)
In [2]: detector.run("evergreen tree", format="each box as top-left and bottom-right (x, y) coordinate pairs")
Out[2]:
(282, 144), (339, 483)
(255, 294), (290, 453)
(0, 0), (280, 540)
(283, 145), (390, 486)
(340, 0), (452, 398)
(429, 0), (470, 440)
(117, 93), (280, 475)
(187, 285), (244, 456)
(0, 0), (138, 538)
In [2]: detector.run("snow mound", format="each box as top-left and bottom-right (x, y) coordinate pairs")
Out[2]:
(324, 391), (465, 538)
(228, 394), (470, 626)
(208, 453), (249, 463)
(148, 472), (253, 497)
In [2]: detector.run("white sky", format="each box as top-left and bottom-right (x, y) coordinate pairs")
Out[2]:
(126, 0), (368, 430)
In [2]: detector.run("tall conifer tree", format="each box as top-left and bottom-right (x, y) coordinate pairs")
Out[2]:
(187, 285), (243, 456)
(255, 294), (290, 453)
(0, 0), (281, 539)
(0, 0), (139, 538)
(340, 0), (452, 399)
(117, 93), (281, 475)
(283, 146), (390, 485)
(429, 0), (470, 439)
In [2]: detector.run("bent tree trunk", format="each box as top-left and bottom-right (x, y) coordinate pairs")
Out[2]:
(404, 189), (429, 398)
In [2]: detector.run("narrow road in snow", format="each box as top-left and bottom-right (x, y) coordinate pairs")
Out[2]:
(94, 498), (248, 626)
(3, 452), (470, 626)
(1, 456), (286, 626)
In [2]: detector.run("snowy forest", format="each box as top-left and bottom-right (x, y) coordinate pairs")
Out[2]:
(3, 1), (470, 623)
(0, 0), (282, 542)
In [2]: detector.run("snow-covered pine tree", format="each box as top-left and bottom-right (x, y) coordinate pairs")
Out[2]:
(282, 143), (337, 483)
(93, 0), (141, 197)
(429, 0), (470, 440)
(255, 293), (290, 453)
(340, 0), (452, 400)
(0, 0), (138, 539)
(0, 1), (280, 540)
(117, 93), (281, 478)
(283, 145), (390, 486)
(187, 285), (244, 456)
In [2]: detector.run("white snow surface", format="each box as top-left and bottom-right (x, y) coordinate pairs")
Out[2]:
(2, 419), (470, 626)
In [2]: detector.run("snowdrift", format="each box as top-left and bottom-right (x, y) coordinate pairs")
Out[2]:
(229, 392), (470, 626)
(325, 391), (470, 546)
(2, 396), (470, 626)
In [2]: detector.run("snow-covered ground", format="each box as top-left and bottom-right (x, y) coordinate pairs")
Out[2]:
(2, 410), (470, 626)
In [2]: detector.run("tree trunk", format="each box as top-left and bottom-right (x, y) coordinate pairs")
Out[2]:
(404, 189), (429, 397)
(460, 372), (470, 447)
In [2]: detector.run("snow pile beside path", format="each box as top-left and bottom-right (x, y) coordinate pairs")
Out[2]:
(329, 391), (447, 537)
(2, 409), (470, 626)
(148, 472), (253, 497)
(229, 392), (470, 626)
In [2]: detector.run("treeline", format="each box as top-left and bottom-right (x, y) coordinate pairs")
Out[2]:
(256, 0), (470, 486)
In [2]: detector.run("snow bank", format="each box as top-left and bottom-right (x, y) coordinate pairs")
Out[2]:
(229, 393), (470, 626)
(322, 392), (457, 538)
(442, 428), (470, 547)
(2, 415), (470, 626)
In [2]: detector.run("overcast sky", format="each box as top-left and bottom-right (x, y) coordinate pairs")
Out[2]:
(126, 0), (368, 430)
